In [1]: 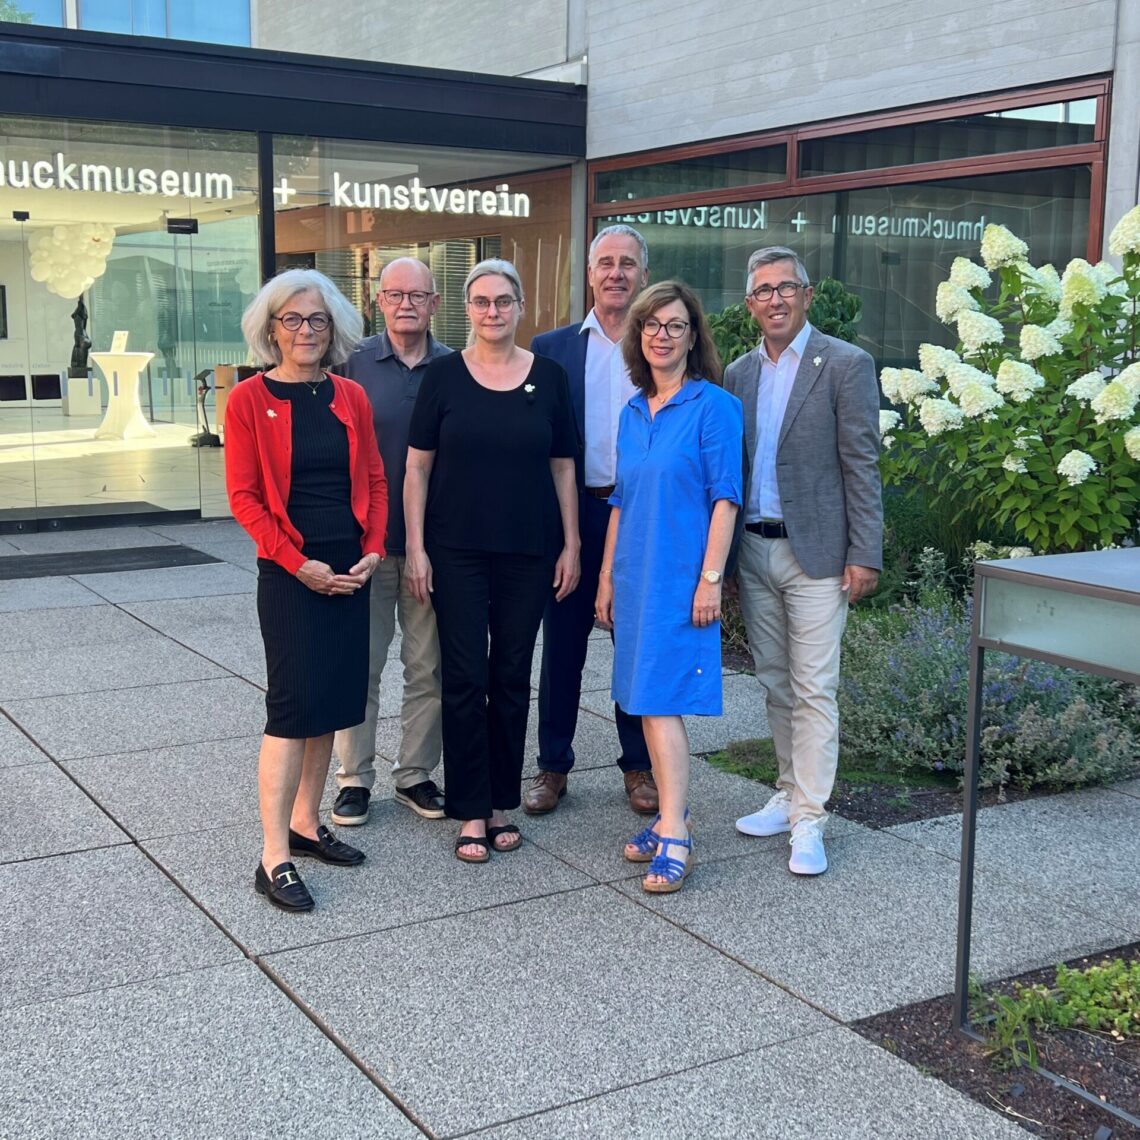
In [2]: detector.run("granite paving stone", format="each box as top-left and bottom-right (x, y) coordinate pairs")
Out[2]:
(144, 798), (595, 956)
(524, 756), (864, 883)
(0, 845), (238, 1011)
(0, 962), (419, 1140)
(0, 602), (156, 651)
(5, 526), (177, 555)
(888, 787), (1140, 933)
(149, 520), (248, 546)
(0, 713), (49, 770)
(0, 636), (226, 700)
(0, 576), (104, 612)
(579, 669), (770, 753)
(2, 676), (268, 760)
(474, 1025), (1024, 1140)
(73, 560), (256, 603)
(65, 735), (266, 839)
(1114, 777), (1140, 799)
(0, 762), (127, 862)
(617, 828), (1130, 1021)
(265, 886), (832, 1136)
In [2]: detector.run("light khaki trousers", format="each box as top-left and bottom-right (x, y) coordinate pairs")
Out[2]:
(736, 533), (848, 825)
(333, 555), (442, 792)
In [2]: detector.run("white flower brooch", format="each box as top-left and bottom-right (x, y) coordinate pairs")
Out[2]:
(267, 409), (278, 418)
(813, 356), (822, 367)
(524, 384), (535, 393)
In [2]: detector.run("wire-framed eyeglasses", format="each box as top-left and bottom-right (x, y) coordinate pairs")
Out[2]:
(271, 312), (332, 332)
(641, 318), (690, 339)
(747, 282), (805, 303)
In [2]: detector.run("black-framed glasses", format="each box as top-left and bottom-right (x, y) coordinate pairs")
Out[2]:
(747, 281), (805, 302)
(642, 317), (690, 339)
(271, 312), (331, 332)
(467, 295), (519, 312)
(380, 289), (433, 307)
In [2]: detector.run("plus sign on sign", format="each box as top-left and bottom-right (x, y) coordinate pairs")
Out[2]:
(790, 212), (810, 232)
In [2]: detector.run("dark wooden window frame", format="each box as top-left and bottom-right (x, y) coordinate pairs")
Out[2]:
(588, 77), (1110, 261)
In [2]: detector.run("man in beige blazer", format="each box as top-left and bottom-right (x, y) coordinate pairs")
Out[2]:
(724, 246), (882, 875)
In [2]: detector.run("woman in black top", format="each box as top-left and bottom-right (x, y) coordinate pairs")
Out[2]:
(405, 259), (580, 863)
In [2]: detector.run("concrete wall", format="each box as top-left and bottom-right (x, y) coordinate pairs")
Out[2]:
(584, 0), (1119, 157)
(253, 0), (569, 77)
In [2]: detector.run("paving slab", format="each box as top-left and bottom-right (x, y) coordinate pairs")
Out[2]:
(617, 828), (1129, 1021)
(0, 961), (419, 1140)
(3, 676), (268, 760)
(0, 602), (156, 651)
(474, 1024), (1023, 1140)
(144, 798), (595, 956)
(265, 886), (832, 1136)
(579, 670), (770, 753)
(0, 845), (238, 1011)
(524, 756), (864, 883)
(0, 762), (127, 863)
(529, 631), (616, 693)
(66, 734), (265, 840)
(888, 787), (1140, 935)
(149, 520), (247, 546)
(0, 636), (226, 701)
(73, 560), (256, 603)
(0, 576), (104, 612)
(1114, 777), (1140, 799)
(5, 527), (177, 555)
(123, 594), (264, 678)
(0, 713), (49, 769)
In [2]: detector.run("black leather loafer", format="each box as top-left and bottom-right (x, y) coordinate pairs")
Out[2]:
(254, 861), (314, 912)
(288, 824), (365, 866)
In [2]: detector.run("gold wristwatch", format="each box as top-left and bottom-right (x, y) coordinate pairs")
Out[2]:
(701, 569), (722, 584)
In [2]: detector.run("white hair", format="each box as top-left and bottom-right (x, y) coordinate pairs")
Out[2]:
(241, 268), (363, 366)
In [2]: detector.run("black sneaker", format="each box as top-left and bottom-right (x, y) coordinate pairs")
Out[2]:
(394, 779), (446, 819)
(331, 786), (370, 826)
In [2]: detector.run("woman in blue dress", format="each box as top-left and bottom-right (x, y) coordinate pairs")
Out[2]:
(594, 280), (743, 893)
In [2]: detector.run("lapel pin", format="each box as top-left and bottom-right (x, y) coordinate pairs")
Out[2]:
(813, 356), (822, 366)
(267, 409), (277, 418)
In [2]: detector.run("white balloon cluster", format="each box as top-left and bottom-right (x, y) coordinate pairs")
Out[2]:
(28, 223), (117, 299)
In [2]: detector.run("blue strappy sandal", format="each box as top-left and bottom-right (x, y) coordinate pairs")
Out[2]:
(623, 809), (690, 864)
(642, 833), (693, 894)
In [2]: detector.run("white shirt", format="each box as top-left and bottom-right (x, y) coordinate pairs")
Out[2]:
(581, 308), (637, 487)
(746, 320), (813, 523)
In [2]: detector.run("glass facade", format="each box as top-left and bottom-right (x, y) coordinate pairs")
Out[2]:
(78, 0), (251, 44)
(591, 86), (1104, 371)
(0, 114), (571, 529)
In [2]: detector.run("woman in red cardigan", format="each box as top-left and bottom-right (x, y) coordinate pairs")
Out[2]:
(228, 269), (387, 912)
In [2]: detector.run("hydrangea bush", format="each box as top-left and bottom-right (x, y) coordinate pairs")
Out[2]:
(879, 207), (1140, 551)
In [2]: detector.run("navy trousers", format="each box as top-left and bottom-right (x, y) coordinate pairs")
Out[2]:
(537, 490), (650, 774)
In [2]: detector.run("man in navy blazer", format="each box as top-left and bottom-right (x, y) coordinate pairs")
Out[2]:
(524, 224), (656, 815)
(725, 246), (882, 876)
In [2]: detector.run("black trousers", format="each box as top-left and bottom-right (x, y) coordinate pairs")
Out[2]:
(537, 491), (650, 774)
(428, 543), (555, 820)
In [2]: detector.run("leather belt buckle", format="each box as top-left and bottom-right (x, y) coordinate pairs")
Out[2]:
(746, 520), (788, 539)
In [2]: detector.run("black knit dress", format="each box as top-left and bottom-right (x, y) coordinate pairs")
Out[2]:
(256, 376), (370, 738)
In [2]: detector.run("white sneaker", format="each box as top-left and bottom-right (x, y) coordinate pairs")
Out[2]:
(735, 790), (791, 837)
(788, 819), (827, 875)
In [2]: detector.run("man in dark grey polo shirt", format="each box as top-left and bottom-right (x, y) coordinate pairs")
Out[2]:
(331, 257), (452, 825)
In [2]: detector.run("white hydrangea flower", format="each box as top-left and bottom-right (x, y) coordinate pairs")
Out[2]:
(958, 381), (1005, 419)
(1108, 204), (1140, 257)
(1090, 379), (1139, 424)
(1034, 263), (1063, 304)
(945, 361), (995, 398)
(917, 343), (960, 379)
(879, 410), (901, 439)
(896, 369), (938, 405)
(1066, 371), (1107, 404)
(1019, 324), (1062, 361)
(1002, 453), (1028, 473)
(980, 223), (1029, 270)
(879, 367), (902, 403)
(1056, 449), (1097, 486)
(1059, 258), (1107, 317)
(1115, 362), (1140, 396)
(1090, 260), (1128, 297)
(948, 257), (992, 292)
(1044, 314), (1073, 338)
(956, 309), (1004, 355)
(1124, 426), (1140, 461)
(936, 281), (978, 323)
(917, 397), (965, 437)
(1007, 547), (1034, 558)
(994, 360), (1045, 403)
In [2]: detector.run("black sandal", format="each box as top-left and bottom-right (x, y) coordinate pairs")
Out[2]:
(487, 823), (521, 853)
(455, 834), (491, 864)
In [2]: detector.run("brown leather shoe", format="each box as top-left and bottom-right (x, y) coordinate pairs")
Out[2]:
(624, 770), (659, 815)
(523, 770), (568, 815)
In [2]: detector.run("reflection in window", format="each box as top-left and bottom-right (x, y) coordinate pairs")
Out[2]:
(799, 101), (1096, 177)
(8, 0), (65, 26)
(595, 146), (785, 203)
(78, 0), (250, 43)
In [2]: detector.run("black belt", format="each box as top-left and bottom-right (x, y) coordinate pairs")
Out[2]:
(585, 484), (616, 500)
(746, 520), (789, 539)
